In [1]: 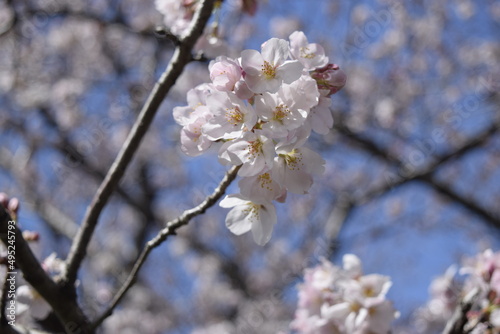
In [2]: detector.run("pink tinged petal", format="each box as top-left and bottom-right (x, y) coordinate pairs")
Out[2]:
(286, 170), (313, 194)
(239, 172), (283, 203)
(343, 254), (363, 279)
(209, 56), (242, 92)
(285, 75), (320, 112)
(310, 97), (333, 135)
(240, 49), (264, 76)
(234, 80), (254, 100)
(220, 195), (253, 235)
(275, 191), (287, 203)
(227, 140), (254, 163)
(225, 207), (253, 235)
(292, 147), (325, 175)
(218, 141), (240, 166)
(278, 60), (304, 84)
(364, 300), (398, 333)
(244, 73), (281, 94)
(289, 31), (309, 53)
(219, 194), (247, 208)
(321, 302), (351, 321)
(261, 38), (289, 66)
(180, 129), (205, 157)
(173, 105), (193, 126)
(289, 31), (329, 70)
(239, 156), (266, 177)
(251, 202), (276, 245)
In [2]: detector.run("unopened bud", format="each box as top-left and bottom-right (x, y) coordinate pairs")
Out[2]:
(23, 230), (40, 241)
(311, 64), (347, 96)
(8, 197), (19, 214)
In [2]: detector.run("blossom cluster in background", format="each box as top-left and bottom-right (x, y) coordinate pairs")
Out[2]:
(415, 249), (500, 333)
(291, 254), (399, 334)
(173, 31), (346, 245)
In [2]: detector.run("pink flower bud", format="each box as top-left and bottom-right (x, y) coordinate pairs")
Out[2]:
(23, 230), (40, 241)
(8, 197), (20, 214)
(311, 64), (347, 96)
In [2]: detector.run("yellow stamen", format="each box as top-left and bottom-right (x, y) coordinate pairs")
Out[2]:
(261, 61), (277, 79)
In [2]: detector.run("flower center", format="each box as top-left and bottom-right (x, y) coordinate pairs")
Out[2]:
(273, 104), (290, 122)
(300, 46), (316, 59)
(258, 173), (273, 190)
(248, 140), (263, 158)
(225, 106), (244, 126)
(243, 203), (260, 222)
(282, 149), (303, 170)
(261, 61), (277, 79)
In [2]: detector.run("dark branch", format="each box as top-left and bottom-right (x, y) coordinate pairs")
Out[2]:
(0, 206), (92, 333)
(335, 120), (500, 227)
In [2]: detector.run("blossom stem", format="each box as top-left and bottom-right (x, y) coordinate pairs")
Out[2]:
(91, 165), (240, 330)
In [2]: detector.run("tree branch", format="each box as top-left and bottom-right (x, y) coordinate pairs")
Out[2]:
(91, 164), (240, 329)
(62, 0), (216, 287)
(335, 120), (500, 227)
(0, 206), (92, 333)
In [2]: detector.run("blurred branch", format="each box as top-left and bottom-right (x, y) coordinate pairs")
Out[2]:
(37, 107), (151, 223)
(91, 164), (240, 329)
(62, 0), (217, 288)
(419, 175), (500, 227)
(0, 206), (92, 333)
(0, 146), (79, 239)
(335, 119), (500, 227)
(23, 7), (155, 39)
(0, 1), (16, 39)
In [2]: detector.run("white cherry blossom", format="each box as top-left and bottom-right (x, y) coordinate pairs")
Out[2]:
(220, 131), (275, 177)
(209, 56), (242, 92)
(179, 109), (213, 156)
(238, 170), (285, 202)
(289, 30), (329, 70)
(240, 38), (303, 93)
(272, 146), (325, 194)
(219, 194), (277, 246)
(203, 91), (257, 140)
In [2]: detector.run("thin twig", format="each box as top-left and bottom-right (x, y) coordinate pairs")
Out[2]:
(62, 0), (216, 287)
(91, 165), (240, 329)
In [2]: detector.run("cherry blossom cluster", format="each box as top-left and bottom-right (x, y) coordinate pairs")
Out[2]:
(173, 32), (346, 245)
(412, 265), (459, 333)
(155, 0), (257, 36)
(415, 249), (500, 332)
(291, 254), (399, 334)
